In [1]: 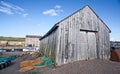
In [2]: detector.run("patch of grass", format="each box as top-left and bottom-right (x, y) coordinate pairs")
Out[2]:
(0, 37), (25, 41)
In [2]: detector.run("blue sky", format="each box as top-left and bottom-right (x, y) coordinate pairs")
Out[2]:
(0, 0), (120, 41)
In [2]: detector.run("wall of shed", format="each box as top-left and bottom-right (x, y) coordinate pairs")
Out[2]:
(40, 29), (59, 63)
(40, 6), (110, 65)
(56, 6), (110, 65)
(97, 19), (110, 59)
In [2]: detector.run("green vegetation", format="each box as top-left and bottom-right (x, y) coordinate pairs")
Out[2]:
(0, 37), (25, 41)
(6, 44), (24, 47)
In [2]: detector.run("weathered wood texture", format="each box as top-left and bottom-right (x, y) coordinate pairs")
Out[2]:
(40, 6), (111, 65)
(40, 28), (59, 63)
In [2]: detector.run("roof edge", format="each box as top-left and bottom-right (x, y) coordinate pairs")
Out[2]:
(86, 5), (111, 33)
(40, 5), (111, 40)
(40, 6), (87, 40)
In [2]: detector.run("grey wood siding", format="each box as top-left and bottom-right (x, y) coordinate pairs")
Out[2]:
(97, 19), (110, 59)
(40, 6), (110, 65)
(40, 28), (59, 63)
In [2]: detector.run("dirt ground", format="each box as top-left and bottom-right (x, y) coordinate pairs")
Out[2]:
(0, 54), (35, 74)
(0, 54), (120, 74)
(43, 60), (120, 74)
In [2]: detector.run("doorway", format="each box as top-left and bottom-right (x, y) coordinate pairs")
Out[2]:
(79, 30), (97, 60)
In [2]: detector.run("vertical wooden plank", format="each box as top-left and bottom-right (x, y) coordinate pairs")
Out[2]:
(87, 32), (97, 59)
(67, 17), (71, 62)
(64, 19), (69, 63)
(56, 25), (61, 65)
(79, 31), (88, 60)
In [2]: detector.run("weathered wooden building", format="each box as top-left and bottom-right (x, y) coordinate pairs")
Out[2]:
(40, 5), (111, 65)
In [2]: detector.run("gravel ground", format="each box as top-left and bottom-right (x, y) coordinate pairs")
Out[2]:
(0, 54), (120, 74)
(0, 54), (35, 74)
(43, 60), (120, 74)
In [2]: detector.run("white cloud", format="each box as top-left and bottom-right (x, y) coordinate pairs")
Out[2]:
(1, 1), (13, 8)
(0, 6), (13, 14)
(43, 9), (57, 16)
(54, 5), (61, 9)
(0, 1), (28, 17)
(13, 5), (24, 12)
(56, 9), (63, 13)
(42, 5), (63, 16)
(23, 13), (28, 17)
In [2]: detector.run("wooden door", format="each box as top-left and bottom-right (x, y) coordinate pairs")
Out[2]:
(79, 31), (88, 60)
(87, 32), (97, 59)
(79, 31), (97, 60)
